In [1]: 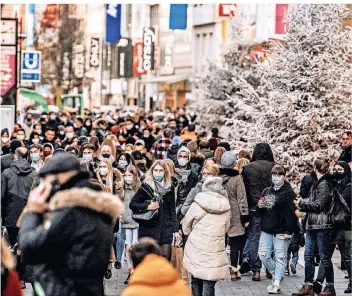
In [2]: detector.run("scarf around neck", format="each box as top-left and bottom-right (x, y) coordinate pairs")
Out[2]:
(175, 167), (191, 184)
(153, 181), (171, 203)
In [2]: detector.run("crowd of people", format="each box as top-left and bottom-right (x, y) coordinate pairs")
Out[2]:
(0, 107), (351, 296)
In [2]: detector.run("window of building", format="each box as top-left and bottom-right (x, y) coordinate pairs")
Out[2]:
(150, 4), (159, 27)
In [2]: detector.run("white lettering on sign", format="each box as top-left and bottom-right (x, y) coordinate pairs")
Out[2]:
(62, 52), (70, 88)
(119, 52), (125, 76)
(107, 4), (118, 18)
(90, 38), (99, 67)
(73, 44), (84, 79)
(143, 27), (155, 71)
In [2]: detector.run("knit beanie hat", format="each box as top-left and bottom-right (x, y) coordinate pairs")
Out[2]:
(221, 151), (237, 168)
(187, 141), (198, 153)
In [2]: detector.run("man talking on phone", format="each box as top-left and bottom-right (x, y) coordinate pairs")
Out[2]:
(18, 152), (123, 296)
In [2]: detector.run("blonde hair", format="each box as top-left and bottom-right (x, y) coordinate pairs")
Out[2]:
(96, 159), (114, 193)
(120, 165), (141, 200)
(214, 147), (226, 165)
(202, 164), (220, 176)
(236, 158), (250, 174)
(144, 160), (172, 188)
(164, 159), (176, 178)
(125, 144), (134, 152)
(97, 138), (117, 158)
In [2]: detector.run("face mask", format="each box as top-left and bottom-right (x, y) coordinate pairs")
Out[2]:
(62, 118), (67, 123)
(26, 118), (32, 122)
(100, 167), (108, 176)
(1, 137), (9, 143)
(85, 121), (91, 126)
(30, 153), (41, 162)
(99, 124), (106, 129)
(143, 135), (150, 138)
(50, 115), (56, 120)
(66, 133), (74, 139)
(332, 171), (345, 180)
(59, 131), (65, 135)
(36, 130), (42, 135)
(177, 158), (188, 167)
(83, 154), (93, 162)
(43, 150), (51, 157)
(17, 135), (25, 141)
(124, 175), (134, 185)
(127, 125), (133, 130)
(102, 153), (111, 159)
(272, 177), (284, 187)
(118, 160), (128, 168)
(32, 138), (40, 144)
(153, 173), (164, 182)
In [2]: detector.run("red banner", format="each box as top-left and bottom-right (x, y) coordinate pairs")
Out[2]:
(133, 42), (146, 76)
(275, 4), (289, 34)
(218, 4), (237, 17)
(1, 47), (16, 96)
(41, 4), (58, 28)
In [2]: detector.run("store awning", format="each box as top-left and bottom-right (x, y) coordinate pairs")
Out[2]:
(19, 88), (48, 112)
(139, 74), (191, 84)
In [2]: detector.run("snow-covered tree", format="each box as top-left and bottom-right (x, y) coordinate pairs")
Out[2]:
(255, 4), (352, 184)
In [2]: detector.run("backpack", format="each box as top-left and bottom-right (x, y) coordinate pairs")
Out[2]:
(328, 186), (351, 228)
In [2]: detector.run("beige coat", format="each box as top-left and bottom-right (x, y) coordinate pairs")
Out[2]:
(183, 179), (230, 281)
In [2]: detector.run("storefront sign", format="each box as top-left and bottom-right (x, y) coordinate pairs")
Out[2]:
(133, 42), (147, 76)
(117, 38), (133, 78)
(1, 19), (17, 45)
(41, 4), (58, 28)
(89, 37), (100, 67)
(160, 35), (174, 75)
(26, 4), (36, 46)
(218, 4), (237, 17)
(143, 27), (156, 71)
(72, 44), (85, 79)
(62, 52), (71, 89)
(1, 47), (16, 96)
(106, 4), (121, 43)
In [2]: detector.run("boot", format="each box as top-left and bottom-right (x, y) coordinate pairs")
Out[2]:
(318, 286), (336, 296)
(252, 271), (261, 281)
(313, 281), (323, 294)
(292, 285), (314, 296)
(114, 260), (121, 269)
(124, 273), (131, 285)
(240, 258), (250, 274)
(229, 266), (241, 281)
(344, 282), (351, 294)
(285, 264), (290, 276)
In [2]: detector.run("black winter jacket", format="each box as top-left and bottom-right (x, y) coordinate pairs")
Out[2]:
(339, 145), (352, 164)
(130, 182), (178, 244)
(257, 182), (298, 235)
(189, 153), (204, 175)
(1, 160), (37, 227)
(288, 221), (305, 252)
(1, 152), (14, 173)
(18, 174), (122, 296)
(242, 160), (275, 211)
(166, 145), (179, 162)
(300, 174), (334, 231)
(300, 172), (317, 199)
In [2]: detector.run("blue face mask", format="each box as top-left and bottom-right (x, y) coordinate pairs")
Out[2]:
(118, 160), (128, 168)
(82, 154), (93, 162)
(272, 177), (284, 187)
(30, 153), (41, 162)
(153, 173), (164, 182)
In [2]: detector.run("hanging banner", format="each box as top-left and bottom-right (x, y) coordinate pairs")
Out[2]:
(133, 42), (147, 76)
(275, 4), (289, 34)
(72, 43), (85, 79)
(89, 37), (100, 67)
(1, 47), (16, 96)
(160, 35), (174, 75)
(105, 4), (121, 43)
(143, 27), (156, 71)
(169, 4), (188, 30)
(117, 38), (133, 78)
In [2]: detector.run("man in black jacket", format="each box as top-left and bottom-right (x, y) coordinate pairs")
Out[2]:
(1, 147), (36, 246)
(0, 139), (22, 173)
(339, 131), (352, 165)
(240, 143), (275, 281)
(18, 153), (123, 296)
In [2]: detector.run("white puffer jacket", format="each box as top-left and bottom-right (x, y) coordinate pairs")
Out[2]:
(183, 177), (230, 281)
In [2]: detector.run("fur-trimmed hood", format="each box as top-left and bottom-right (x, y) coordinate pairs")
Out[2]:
(49, 188), (123, 223)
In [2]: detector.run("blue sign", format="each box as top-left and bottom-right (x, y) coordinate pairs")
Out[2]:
(21, 51), (41, 82)
(169, 4), (188, 30)
(106, 4), (121, 43)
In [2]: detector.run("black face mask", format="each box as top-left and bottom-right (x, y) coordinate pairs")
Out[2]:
(102, 153), (110, 159)
(332, 172), (345, 181)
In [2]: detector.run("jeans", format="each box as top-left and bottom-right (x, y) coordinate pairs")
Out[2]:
(287, 249), (299, 266)
(242, 211), (262, 272)
(124, 228), (138, 267)
(305, 230), (334, 285)
(258, 232), (290, 282)
(115, 222), (125, 262)
(191, 275), (216, 296)
(229, 235), (246, 267)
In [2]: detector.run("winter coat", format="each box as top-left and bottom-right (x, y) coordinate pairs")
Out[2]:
(129, 183), (178, 244)
(18, 173), (122, 296)
(257, 182), (298, 235)
(299, 174), (334, 231)
(141, 136), (156, 152)
(219, 168), (249, 237)
(1, 160), (36, 227)
(121, 187), (139, 229)
(300, 172), (317, 199)
(183, 181), (230, 281)
(189, 153), (205, 175)
(180, 182), (203, 216)
(199, 148), (214, 160)
(335, 161), (351, 229)
(339, 144), (352, 164)
(242, 160), (275, 211)
(121, 254), (191, 296)
(288, 222), (305, 252)
(23, 122), (34, 140)
(91, 119), (107, 143)
(166, 144), (179, 162)
(1, 152), (14, 173)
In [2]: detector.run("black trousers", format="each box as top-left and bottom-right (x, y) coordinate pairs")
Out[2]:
(229, 235), (246, 268)
(191, 275), (216, 296)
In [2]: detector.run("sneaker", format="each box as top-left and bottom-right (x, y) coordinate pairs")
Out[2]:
(239, 259), (250, 274)
(290, 263), (297, 275)
(318, 286), (336, 296)
(292, 285), (314, 296)
(114, 260), (122, 269)
(268, 284), (281, 294)
(313, 281), (323, 294)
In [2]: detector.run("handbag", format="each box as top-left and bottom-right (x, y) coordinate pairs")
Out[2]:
(328, 186), (351, 228)
(132, 200), (159, 222)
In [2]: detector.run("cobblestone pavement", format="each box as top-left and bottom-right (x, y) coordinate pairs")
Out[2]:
(24, 249), (349, 296)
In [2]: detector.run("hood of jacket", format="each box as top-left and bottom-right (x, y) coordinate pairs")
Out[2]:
(10, 160), (34, 175)
(49, 187), (123, 223)
(252, 143), (274, 162)
(177, 146), (191, 161)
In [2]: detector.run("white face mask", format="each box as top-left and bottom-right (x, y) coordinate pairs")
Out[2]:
(99, 167), (108, 176)
(32, 138), (40, 144)
(177, 158), (188, 167)
(85, 121), (91, 126)
(66, 133), (74, 139)
(17, 135), (25, 141)
(1, 137), (9, 143)
(124, 175), (134, 185)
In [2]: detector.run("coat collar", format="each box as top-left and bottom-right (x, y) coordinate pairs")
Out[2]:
(49, 188), (123, 223)
(219, 168), (239, 177)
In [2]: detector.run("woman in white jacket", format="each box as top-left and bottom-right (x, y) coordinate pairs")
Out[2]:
(183, 176), (230, 296)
